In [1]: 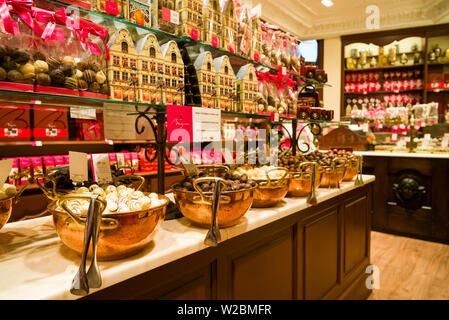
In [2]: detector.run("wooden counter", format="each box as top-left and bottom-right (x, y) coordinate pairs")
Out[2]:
(357, 151), (449, 243)
(0, 176), (374, 300)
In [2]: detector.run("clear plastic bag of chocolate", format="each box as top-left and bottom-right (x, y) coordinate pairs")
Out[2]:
(0, 14), (36, 92)
(255, 75), (269, 113)
(236, 4), (251, 57)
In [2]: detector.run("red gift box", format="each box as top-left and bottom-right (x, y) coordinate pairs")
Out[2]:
(34, 85), (78, 96)
(32, 108), (68, 141)
(0, 105), (31, 141)
(0, 81), (34, 92)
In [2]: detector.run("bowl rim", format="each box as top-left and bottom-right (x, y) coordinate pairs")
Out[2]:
(172, 184), (257, 195)
(48, 193), (170, 217)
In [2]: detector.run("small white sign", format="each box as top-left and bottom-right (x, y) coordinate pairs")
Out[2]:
(91, 154), (112, 184)
(171, 10), (179, 24)
(392, 133), (398, 141)
(69, 151), (89, 183)
(0, 159), (13, 185)
(424, 133), (431, 140)
(362, 123), (369, 133)
(192, 107), (221, 142)
(70, 107), (96, 120)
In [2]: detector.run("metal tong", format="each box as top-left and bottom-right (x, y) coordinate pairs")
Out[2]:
(354, 155), (364, 186)
(69, 194), (102, 296)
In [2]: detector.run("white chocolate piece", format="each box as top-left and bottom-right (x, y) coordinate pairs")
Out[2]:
(127, 200), (142, 211)
(149, 193), (158, 199)
(89, 184), (99, 192)
(116, 185), (127, 192)
(117, 203), (130, 213)
(76, 187), (89, 194)
(106, 199), (118, 212)
(105, 185), (117, 194)
(92, 188), (105, 197)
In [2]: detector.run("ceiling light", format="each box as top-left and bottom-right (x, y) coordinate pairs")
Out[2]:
(321, 0), (334, 7)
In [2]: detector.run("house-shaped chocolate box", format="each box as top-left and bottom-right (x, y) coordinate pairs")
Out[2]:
(194, 51), (216, 108)
(221, 0), (238, 53)
(107, 28), (139, 102)
(176, 0), (203, 40)
(202, 0), (222, 47)
(160, 40), (185, 105)
(236, 63), (258, 113)
(135, 32), (165, 104)
(213, 55), (236, 111)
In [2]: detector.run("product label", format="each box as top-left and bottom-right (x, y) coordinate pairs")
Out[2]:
(91, 154), (112, 184)
(211, 36), (218, 48)
(69, 151), (89, 183)
(0, 159), (13, 185)
(70, 108), (97, 120)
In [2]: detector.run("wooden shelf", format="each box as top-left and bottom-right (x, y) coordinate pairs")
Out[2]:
(344, 89), (424, 95)
(0, 140), (155, 147)
(344, 63), (425, 72)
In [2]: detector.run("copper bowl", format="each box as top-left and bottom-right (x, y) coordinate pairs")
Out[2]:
(252, 168), (290, 208)
(343, 157), (358, 181)
(0, 197), (13, 230)
(320, 158), (348, 188)
(173, 185), (255, 228)
(288, 164), (323, 197)
(48, 194), (169, 261)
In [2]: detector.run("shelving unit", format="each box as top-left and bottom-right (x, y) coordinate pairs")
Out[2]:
(341, 23), (449, 121)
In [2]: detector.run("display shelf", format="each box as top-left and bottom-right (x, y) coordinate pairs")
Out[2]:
(344, 89), (424, 95)
(427, 87), (449, 93)
(0, 139), (156, 147)
(344, 63), (425, 72)
(45, 0), (277, 73)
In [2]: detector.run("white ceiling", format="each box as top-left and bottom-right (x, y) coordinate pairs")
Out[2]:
(252, 0), (449, 40)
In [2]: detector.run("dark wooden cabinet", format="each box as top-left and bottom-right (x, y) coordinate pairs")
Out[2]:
(364, 155), (449, 243)
(85, 183), (373, 300)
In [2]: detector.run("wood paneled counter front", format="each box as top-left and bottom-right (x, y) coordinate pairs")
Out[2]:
(0, 176), (374, 300)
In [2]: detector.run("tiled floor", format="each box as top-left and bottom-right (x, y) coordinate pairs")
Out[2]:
(368, 231), (449, 300)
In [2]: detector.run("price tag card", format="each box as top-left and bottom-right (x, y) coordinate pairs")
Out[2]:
(362, 123), (369, 133)
(70, 107), (96, 120)
(91, 154), (112, 184)
(391, 133), (398, 141)
(0, 159), (13, 184)
(116, 153), (125, 168)
(69, 151), (89, 184)
(424, 133), (431, 140)
(192, 107), (221, 142)
(179, 153), (198, 176)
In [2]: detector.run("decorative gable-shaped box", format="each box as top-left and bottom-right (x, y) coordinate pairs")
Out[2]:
(194, 51), (216, 108)
(160, 40), (185, 105)
(135, 33), (164, 104)
(213, 55), (236, 111)
(250, 16), (262, 61)
(202, 0), (222, 47)
(221, 0), (237, 53)
(176, 0), (203, 40)
(107, 28), (138, 102)
(236, 63), (258, 113)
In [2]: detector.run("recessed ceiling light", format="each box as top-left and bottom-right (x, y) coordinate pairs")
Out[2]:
(321, 0), (334, 7)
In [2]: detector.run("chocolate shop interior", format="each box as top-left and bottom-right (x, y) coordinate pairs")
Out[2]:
(0, 0), (449, 302)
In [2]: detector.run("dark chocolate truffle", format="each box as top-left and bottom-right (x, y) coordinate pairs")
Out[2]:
(12, 49), (30, 64)
(36, 72), (51, 86)
(7, 70), (23, 82)
(46, 57), (62, 70)
(88, 82), (100, 93)
(77, 79), (88, 90)
(61, 62), (75, 77)
(2, 57), (16, 71)
(33, 51), (46, 62)
(50, 69), (65, 87)
(100, 83), (109, 95)
(83, 69), (96, 83)
(64, 77), (78, 89)
(88, 61), (101, 73)
(0, 67), (6, 81)
(76, 61), (88, 71)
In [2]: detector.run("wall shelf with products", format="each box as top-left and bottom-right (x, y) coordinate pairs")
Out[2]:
(341, 23), (449, 122)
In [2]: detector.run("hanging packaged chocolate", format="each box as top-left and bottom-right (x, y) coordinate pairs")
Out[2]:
(96, 0), (129, 19)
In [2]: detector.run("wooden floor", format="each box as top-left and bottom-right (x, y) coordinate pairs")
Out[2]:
(368, 231), (449, 300)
